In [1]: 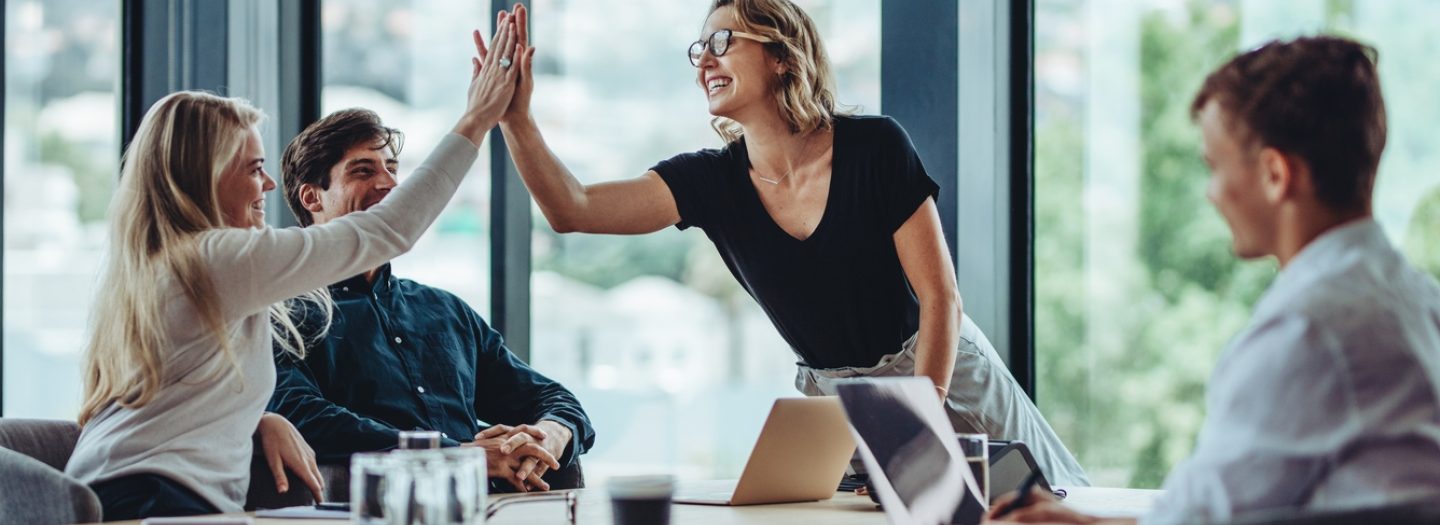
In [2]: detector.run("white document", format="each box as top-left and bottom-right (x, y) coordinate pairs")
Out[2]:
(141, 517), (253, 525)
(253, 505), (351, 520)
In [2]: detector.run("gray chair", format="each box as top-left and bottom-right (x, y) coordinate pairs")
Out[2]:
(0, 417), (586, 516)
(0, 417), (323, 521)
(0, 418), (101, 524)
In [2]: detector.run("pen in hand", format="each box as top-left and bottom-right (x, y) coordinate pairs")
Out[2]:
(990, 470), (1042, 520)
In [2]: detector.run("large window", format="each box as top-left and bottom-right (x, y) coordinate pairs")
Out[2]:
(1034, 0), (1440, 488)
(321, 0), (494, 316)
(526, 0), (879, 479)
(3, 0), (120, 418)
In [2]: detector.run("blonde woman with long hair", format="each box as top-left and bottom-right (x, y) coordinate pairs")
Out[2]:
(492, 0), (1089, 485)
(64, 14), (523, 520)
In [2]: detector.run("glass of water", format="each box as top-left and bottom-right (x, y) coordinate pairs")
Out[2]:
(956, 433), (989, 504)
(351, 452), (393, 524)
(437, 447), (488, 525)
(398, 430), (442, 450)
(352, 449), (488, 525)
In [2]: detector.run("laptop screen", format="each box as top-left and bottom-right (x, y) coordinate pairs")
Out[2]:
(836, 378), (985, 525)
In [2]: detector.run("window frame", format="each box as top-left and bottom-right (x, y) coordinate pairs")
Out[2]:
(1009, 0), (1036, 398)
(488, 0), (533, 362)
(1, 1), (8, 415)
(884, 0), (1035, 396)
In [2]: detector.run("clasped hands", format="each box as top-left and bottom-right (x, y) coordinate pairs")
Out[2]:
(464, 421), (571, 492)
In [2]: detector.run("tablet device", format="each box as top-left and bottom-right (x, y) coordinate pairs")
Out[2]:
(985, 440), (1056, 503)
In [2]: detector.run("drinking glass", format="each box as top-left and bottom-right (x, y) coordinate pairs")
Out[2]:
(398, 430), (442, 450)
(351, 452), (393, 524)
(353, 449), (487, 524)
(957, 433), (989, 504)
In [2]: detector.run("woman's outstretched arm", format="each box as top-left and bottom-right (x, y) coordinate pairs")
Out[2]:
(494, 5), (680, 235)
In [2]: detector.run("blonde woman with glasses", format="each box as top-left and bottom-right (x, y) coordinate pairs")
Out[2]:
(491, 0), (1089, 486)
(64, 14), (523, 520)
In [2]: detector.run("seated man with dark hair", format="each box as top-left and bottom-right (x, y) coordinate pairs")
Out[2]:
(993, 35), (1440, 525)
(268, 108), (595, 493)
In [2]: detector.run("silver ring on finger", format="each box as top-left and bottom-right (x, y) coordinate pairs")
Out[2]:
(499, 56), (513, 69)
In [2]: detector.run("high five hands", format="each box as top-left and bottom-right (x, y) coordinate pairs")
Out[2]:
(452, 5), (531, 145)
(474, 3), (535, 124)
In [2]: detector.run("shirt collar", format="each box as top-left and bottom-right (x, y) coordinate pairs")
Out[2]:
(331, 263), (396, 295)
(1283, 217), (1385, 275)
(1258, 217), (1388, 311)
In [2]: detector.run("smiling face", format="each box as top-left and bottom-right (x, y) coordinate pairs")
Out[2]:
(1199, 101), (1279, 260)
(695, 6), (783, 120)
(216, 127), (275, 229)
(301, 139), (399, 226)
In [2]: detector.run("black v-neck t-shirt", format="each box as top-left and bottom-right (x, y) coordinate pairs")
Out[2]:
(651, 115), (940, 369)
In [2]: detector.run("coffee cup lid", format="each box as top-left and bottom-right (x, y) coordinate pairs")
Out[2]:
(607, 475), (675, 499)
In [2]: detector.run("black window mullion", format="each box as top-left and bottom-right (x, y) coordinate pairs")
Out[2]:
(881, 1), (960, 261)
(275, 0), (322, 228)
(1010, 0), (1036, 399)
(488, 0), (532, 362)
(886, 0), (1036, 399)
(1, 1), (8, 416)
(121, 0), (230, 148)
(121, 0), (154, 149)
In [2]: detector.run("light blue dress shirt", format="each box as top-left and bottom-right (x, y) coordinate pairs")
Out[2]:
(1144, 218), (1440, 525)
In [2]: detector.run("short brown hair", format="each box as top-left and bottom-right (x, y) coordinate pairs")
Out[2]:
(1191, 35), (1386, 213)
(281, 108), (403, 226)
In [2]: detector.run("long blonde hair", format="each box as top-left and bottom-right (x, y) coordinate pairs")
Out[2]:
(708, 0), (838, 143)
(79, 91), (330, 426)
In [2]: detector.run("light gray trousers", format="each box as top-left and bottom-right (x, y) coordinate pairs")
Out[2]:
(794, 313), (1090, 487)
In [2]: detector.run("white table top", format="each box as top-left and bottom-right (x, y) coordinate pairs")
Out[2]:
(102, 484), (1161, 524)
(1060, 486), (1162, 518)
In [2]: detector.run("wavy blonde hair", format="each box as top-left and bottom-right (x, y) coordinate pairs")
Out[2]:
(707, 0), (838, 143)
(79, 91), (330, 426)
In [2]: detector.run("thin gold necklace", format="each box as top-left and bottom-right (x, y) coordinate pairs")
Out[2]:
(753, 132), (820, 185)
(755, 169), (792, 185)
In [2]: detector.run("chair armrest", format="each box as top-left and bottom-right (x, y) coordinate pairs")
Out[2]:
(0, 418), (82, 471)
(0, 447), (102, 523)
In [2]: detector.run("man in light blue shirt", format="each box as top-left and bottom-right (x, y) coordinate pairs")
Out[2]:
(993, 35), (1440, 525)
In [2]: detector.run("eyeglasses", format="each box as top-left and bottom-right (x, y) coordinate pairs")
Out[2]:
(688, 28), (775, 67)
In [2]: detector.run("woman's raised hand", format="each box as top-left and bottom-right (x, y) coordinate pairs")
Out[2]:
(472, 4), (534, 125)
(503, 4), (535, 124)
(453, 10), (523, 146)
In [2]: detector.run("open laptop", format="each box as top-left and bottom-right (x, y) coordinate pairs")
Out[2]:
(673, 397), (856, 506)
(836, 377), (986, 525)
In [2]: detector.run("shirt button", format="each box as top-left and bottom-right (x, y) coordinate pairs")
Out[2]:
(417, 386), (426, 394)
(342, 286), (349, 292)
(441, 433), (449, 439)
(394, 336), (403, 344)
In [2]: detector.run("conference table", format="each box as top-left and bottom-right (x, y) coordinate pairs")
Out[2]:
(102, 485), (1160, 524)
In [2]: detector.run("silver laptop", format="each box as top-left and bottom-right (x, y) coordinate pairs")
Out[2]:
(836, 377), (986, 525)
(673, 397), (856, 506)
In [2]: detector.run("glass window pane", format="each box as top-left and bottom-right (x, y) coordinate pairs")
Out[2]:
(1035, 0), (1440, 488)
(3, 0), (120, 418)
(528, 0), (879, 479)
(321, 0), (493, 317)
